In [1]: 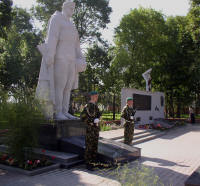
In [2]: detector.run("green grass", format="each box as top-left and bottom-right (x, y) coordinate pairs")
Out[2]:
(100, 124), (112, 131)
(180, 114), (200, 119)
(74, 112), (121, 121)
(101, 113), (121, 121)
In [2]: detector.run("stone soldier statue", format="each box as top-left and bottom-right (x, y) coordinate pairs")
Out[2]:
(35, 0), (86, 120)
(121, 97), (136, 145)
(80, 91), (101, 170)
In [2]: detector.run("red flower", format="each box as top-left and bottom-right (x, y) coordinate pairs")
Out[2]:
(42, 149), (46, 153)
(27, 160), (33, 165)
(157, 124), (161, 127)
(8, 158), (13, 162)
(1, 154), (7, 161)
(51, 156), (56, 160)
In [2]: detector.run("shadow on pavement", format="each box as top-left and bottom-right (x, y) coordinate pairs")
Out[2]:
(82, 158), (190, 186)
(160, 124), (200, 140)
(141, 156), (189, 168)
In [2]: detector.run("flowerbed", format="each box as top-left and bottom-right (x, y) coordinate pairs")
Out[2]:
(0, 152), (53, 171)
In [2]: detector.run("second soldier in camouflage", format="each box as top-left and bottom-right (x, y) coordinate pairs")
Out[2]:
(121, 97), (136, 145)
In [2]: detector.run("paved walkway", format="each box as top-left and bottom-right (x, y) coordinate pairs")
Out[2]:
(100, 128), (148, 139)
(136, 124), (200, 186)
(1, 124), (200, 186)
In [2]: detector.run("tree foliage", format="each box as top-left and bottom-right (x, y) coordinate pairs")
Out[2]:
(0, 0), (13, 39)
(113, 8), (167, 88)
(0, 7), (42, 96)
(113, 7), (199, 117)
(187, 0), (200, 109)
(32, 0), (112, 43)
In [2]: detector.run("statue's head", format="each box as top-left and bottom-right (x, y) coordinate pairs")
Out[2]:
(62, 0), (75, 18)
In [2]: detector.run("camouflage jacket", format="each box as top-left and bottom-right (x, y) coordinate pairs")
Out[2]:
(80, 102), (101, 124)
(121, 105), (136, 122)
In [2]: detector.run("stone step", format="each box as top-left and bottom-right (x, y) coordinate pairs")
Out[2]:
(0, 144), (7, 153)
(115, 131), (166, 145)
(34, 148), (80, 164)
(110, 129), (154, 140)
(133, 132), (166, 145)
(133, 130), (162, 140)
(0, 145), (84, 168)
(114, 130), (160, 142)
(61, 159), (84, 169)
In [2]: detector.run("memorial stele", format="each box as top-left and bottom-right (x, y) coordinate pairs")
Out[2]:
(35, 0), (86, 120)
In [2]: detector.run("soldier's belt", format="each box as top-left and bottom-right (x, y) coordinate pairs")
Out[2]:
(126, 120), (134, 123)
(88, 123), (98, 126)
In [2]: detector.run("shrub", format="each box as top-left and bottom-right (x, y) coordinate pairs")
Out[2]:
(99, 162), (164, 186)
(3, 97), (45, 164)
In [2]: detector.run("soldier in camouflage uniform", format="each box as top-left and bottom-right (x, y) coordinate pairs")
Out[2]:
(121, 97), (136, 145)
(80, 91), (101, 170)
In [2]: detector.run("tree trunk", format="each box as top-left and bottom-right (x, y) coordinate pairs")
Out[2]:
(113, 93), (116, 120)
(169, 92), (174, 118)
(176, 102), (181, 118)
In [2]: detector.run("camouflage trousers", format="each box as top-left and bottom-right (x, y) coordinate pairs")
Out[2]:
(124, 121), (134, 145)
(85, 124), (100, 164)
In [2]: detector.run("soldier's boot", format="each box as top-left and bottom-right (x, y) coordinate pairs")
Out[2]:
(86, 163), (95, 171)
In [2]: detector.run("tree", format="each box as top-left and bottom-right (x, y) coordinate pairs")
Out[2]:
(113, 8), (197, 117)
(32, 0), (112, 43)
(0, 0), (13, 39)
(153, 16), (195, 117)
(0, 7), (42, 98)
(113, 8), (167, 89)
(187, 0), (200, 113)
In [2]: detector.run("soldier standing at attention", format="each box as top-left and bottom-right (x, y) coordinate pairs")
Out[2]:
(121, 97), (136, 145)
(80, 91), (101, 170)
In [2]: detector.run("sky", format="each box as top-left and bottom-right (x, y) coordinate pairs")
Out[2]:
(13, 0), (190, 44)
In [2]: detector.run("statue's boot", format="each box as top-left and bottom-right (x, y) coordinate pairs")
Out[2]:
(54, 112), (69, 120)
(64, 112), (79, 120)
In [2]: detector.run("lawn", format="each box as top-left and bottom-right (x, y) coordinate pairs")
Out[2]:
(74, 112), (121, 121)
(180, 114), (200, 119)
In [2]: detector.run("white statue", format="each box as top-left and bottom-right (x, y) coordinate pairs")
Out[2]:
(36, 0), (87, 120)
(142, 68), (152, 92)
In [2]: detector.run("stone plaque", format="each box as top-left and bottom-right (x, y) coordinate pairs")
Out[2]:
(133, 94), (151, 110)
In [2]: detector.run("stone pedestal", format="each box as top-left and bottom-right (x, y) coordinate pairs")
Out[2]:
(38, 120), (86, 150)
(38, 120), (141, 164)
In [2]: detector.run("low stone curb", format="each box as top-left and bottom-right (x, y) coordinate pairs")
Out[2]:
(185, 166), (200, 186)
(0, 163), (60, 176)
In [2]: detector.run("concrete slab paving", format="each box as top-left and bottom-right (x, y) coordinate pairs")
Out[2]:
(1, 124), (200, 186)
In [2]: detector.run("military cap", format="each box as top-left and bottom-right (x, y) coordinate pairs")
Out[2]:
(126, 97), (133, 102)
(89, 91), (98, 96)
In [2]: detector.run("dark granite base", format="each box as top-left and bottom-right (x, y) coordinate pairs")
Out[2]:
(98, 138), (141, 163)
(39, 120), (141, 164)
(59, 136), (141, 163)
(38, 120), (86, 150)
(185, 167), (200, 186)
